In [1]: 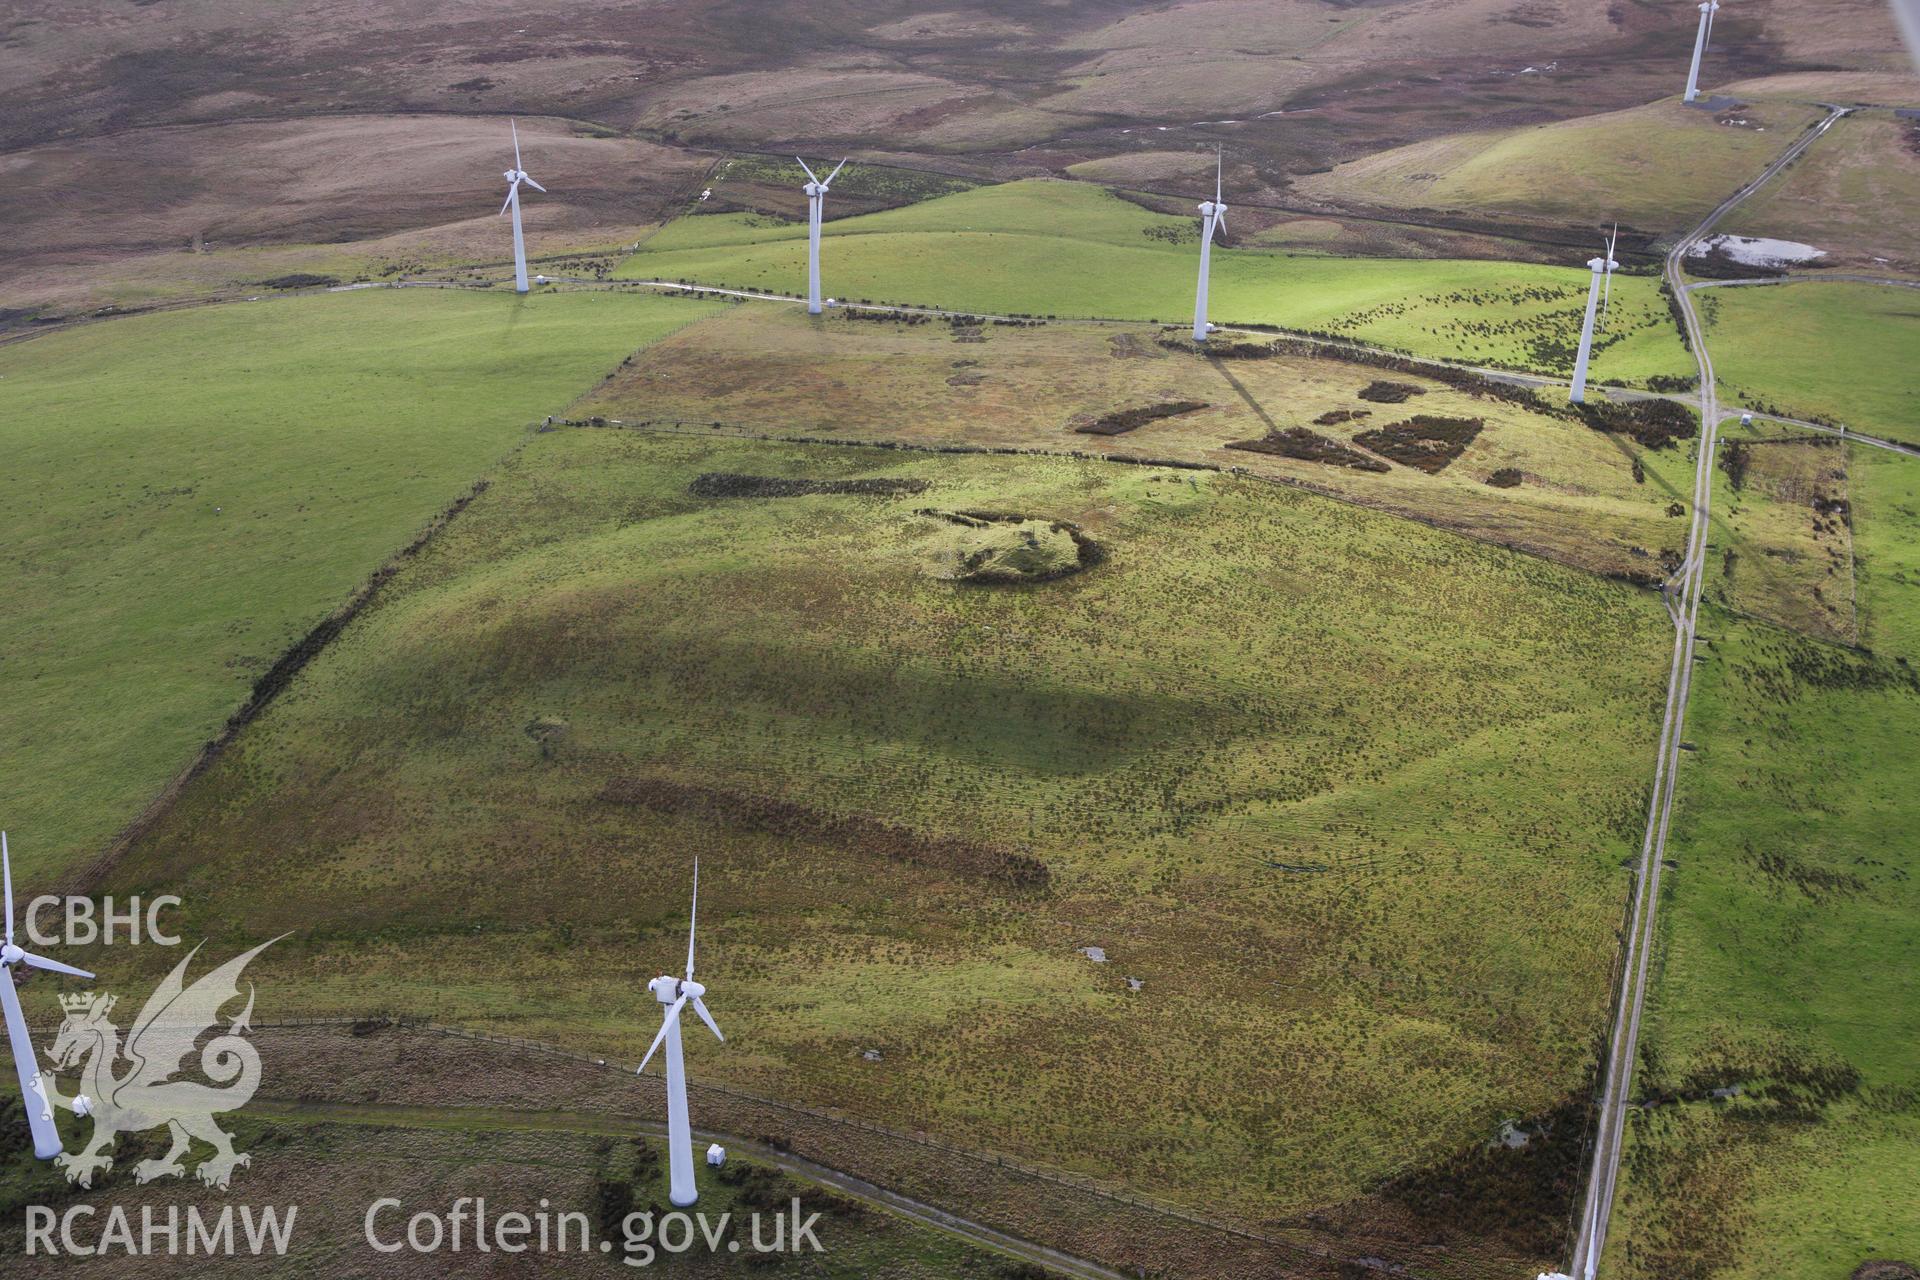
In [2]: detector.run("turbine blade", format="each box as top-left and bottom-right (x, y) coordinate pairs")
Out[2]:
(686, 858), (698, 981)
(0, 976), (59, 1158)
(691, 996), (724, 1044)
(1214, 210), (1227, 241)
(637, 997), (687, 1074)
(1602, 223), (1616, 321)
(2, 831), (12, 945)
(1704, 4), (1715, 50)
(522, 175), (546, 194)
(1215, 148), (1223, 204)
(824, 157), (849, 185)
(20, 953), (92, 981)
(512, 119), (522, 173)
(500, 179), (519, 217)
(796, 157), (820, 184)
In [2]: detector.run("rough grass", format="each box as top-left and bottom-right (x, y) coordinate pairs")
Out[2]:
(615, 179), (1693, 384)
(0, 289), (719, 880)
(1607, 436), (1920, 1278)
(580, 304), (1697, 582)
(1291, 97), (1824, 235)
(90, 430), (1669, 1263)
(1851, 443), (1920, 660)
(1719, 109), (1920, 277)
(1708, 431), (1858, 644)
(0, 1098), (997, 1278)
(1700, 282), (1920, 445)
(1607, 605), (1920, 1280)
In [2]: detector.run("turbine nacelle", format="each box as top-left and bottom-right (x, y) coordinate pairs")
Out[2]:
(649, 975), (707, 1005)
(1588, 255), (1619, 273)
(1, 942), (22, 968)
(803, 181), (823, 197)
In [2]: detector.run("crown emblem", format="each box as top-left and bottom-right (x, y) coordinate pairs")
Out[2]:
(58, 992), (112, 1016)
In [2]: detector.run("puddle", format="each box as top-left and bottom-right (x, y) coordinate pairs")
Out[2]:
(1690, 234), (1826, 268)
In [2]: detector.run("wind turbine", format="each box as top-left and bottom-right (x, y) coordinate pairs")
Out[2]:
(637, 859), (724, 1207)
(797, 157), (849, 315)
(1569, 228), (1620, 405)
(1192, 149), (1227, 343)
(1, 833), (94, 1160)
(500, 120), (548, 295)
(1683, 1), (1722, 104)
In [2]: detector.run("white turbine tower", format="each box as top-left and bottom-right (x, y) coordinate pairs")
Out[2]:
(637, 859), (724, 1207)
(1683, 1), (1722, 103)
(1, 833), (95, 1160)
(1192, 150), (1228, 342)
(1569, 227), (1620, 405)
(500, 120), (548, 295)
(797, 157), (849, 315)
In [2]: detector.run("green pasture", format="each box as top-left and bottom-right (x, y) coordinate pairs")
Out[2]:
(1702, 282), (1920, 446)
(0, 288), (718, 879)
(1852, 443), (1920, 661)
(1608, 604), (1920, 1279)
(617, 179), (1693, 384)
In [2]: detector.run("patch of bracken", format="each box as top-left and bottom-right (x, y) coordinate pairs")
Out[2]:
(1226, 427), (1389, 472)
(689, 473), (931, 498)
(1353, 415), (1485, 474)
(1076, 400), (1209, 436)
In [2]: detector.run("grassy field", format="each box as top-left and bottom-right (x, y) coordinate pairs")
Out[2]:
(579, 303), (1699, 582)
(615, 180), (1694, 384)
(1605, 429), (1920, 1279)
(1719, 109), (1920, 277)
(1290, 97), (1823, 237)
(1605, 604), (1920, 1280)
(1700, 282), (1920, 445)
(0, 288), (719, 881)
(87, 427), (1670, 1268)
(1706, 429), (1857, 643)
(1851, 443), (1920, 660)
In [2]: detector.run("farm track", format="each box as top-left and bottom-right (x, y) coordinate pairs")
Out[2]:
(244, 1097), (1129, 1280)
(1566, 102), (1849, 1280)
(1686, 272), (1920, 290)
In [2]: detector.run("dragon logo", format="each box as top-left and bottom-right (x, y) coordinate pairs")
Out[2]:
(35, 938), (280, 1189)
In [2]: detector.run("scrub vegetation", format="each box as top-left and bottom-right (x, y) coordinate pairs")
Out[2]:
(580, 304), (1700, 583)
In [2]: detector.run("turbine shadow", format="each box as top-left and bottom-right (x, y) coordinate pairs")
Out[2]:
(1204, 355), (1278, 435)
